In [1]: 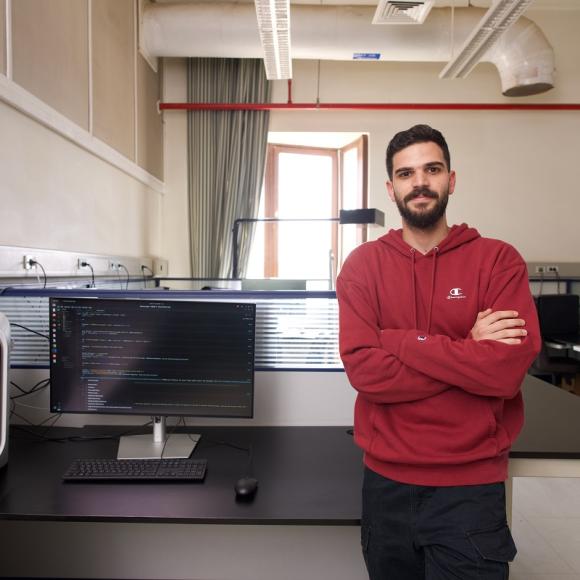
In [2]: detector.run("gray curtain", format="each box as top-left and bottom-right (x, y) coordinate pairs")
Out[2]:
(187, 58), (271, 278)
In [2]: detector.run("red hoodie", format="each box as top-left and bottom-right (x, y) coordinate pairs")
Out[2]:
(336, 224), (541, 486)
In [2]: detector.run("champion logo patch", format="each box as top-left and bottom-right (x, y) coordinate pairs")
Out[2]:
(447, 287), (467, 300)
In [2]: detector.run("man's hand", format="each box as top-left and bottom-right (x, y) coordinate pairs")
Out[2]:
(470, 309), (527, 345)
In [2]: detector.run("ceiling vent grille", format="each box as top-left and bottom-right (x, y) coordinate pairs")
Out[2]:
(372, 0), (435, 25)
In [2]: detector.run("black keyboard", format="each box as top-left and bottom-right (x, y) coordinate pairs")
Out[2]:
(63, 458), (207, 482)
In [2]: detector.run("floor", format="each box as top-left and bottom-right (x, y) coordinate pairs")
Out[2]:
(511, 477), (580, 579)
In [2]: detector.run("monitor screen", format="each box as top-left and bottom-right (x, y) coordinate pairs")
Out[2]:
(50, 297), (255, 419)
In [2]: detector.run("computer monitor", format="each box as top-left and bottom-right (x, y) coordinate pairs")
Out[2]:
(50, 297), (255, 459)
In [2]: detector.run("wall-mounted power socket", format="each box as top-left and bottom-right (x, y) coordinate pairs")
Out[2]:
(23, 255), (37, 270)
(535, 265), (559, 274)
(109, 261), (121, 271)
(153, 259), (169, 276)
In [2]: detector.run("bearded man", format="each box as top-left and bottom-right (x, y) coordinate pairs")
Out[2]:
(336, 124), (541, 580)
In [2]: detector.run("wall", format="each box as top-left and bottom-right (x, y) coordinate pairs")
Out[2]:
(161, 7), (580, 273)
(162, 57), (191, 277)
(0, 0), (164, 259)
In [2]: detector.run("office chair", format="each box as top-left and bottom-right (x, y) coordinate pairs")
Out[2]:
(529, 294), (580, 389)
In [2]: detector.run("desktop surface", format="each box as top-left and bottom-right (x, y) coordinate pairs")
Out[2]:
(0, 425), (363, 524)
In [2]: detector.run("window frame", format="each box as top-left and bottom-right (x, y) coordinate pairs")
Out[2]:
(260, 137), (368, 279)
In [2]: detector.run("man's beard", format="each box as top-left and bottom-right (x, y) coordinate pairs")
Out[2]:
(394, 186), (449, 230)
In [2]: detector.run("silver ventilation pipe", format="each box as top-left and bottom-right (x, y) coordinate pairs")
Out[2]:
(141, 2), (555, 96)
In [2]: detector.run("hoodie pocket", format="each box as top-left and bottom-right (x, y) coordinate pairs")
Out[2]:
(369, 389), (502, 464)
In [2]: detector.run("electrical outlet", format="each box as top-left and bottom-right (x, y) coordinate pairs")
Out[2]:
(78, 258), (89, 269)
(109, 261), (120, 271)
(547, 265), (559, 273)
(535, 266), (546, 274)
(153, 259), (169, 276)
(23, 255), (36, 270)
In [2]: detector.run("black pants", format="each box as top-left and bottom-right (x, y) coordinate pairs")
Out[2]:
(361, 467), (516, 580)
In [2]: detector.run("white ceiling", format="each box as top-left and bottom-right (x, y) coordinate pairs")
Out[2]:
(155, 0), (580, 7)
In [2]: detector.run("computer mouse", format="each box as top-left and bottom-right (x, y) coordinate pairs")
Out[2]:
(234, 476), (259, 500)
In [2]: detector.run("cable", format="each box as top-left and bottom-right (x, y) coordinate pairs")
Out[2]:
(118, 264), (130, 290)
(141, 265), (154, 289)
(28, 258), (47, 289)
(316, 59), (321, 106)
(64, 420), (155, 443)
(10, 378), (50, 399)
(79, 260), (95, 288)
(11, 413), (64, 442)
(245, 443), (255, 478)
(12, 417), (155, 444)
(10, 322), (49, 340)
(10, 404), (62, 430)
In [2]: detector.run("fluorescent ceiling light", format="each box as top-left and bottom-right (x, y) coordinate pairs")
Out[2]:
(439, 0), (535, 79)
(373, 0), (435, 25)
(254, 0), (292, 80)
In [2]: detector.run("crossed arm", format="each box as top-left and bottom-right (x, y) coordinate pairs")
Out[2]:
(337, 266), (541, 404)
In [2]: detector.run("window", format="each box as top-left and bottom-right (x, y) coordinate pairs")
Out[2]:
(246, 135), (368, 283)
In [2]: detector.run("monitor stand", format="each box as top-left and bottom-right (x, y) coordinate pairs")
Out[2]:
(117, 416), (200, 460)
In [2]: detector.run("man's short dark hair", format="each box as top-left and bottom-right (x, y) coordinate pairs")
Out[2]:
(386, 124), (451, 180)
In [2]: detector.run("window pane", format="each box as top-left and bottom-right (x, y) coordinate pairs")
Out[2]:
(277, 153), (333, 217)
(342, 147), (359, 210)
(277, 152), (334, 280)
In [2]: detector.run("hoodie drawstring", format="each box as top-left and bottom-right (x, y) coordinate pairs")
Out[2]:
(410, 249), (418, 330)
(410, 246), (439, 334)
(426, 247), (439, 334)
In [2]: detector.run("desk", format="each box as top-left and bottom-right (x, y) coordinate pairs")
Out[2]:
(0, 426), (365, 580)
(546, 337), (580, 363)
(0, 426), (362, 525)
(544, 335), (580, 352)
(1, 375), (580, 579)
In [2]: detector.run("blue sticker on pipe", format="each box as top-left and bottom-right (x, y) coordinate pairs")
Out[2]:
(353, 53), (381, 60)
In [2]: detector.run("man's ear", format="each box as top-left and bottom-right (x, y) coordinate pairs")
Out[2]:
(386, 181), (395, 202)
(448, 170), (456, 196)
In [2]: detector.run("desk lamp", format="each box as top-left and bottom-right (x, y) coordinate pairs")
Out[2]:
(231, 208), (385, 279)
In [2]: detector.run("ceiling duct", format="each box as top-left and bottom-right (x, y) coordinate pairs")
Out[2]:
(440, 0), (535, 79)
(373, 0), (435, 25)
(141, 2), (555, 97)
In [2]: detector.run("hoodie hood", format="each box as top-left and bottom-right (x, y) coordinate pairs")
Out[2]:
(379, 223), (481, 257)
(378, 223), (481, 333)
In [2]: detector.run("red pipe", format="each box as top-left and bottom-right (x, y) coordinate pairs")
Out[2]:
(159, 102), (580, 111)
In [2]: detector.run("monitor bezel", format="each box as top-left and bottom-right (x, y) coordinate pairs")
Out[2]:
(49, 296), (256, 420)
